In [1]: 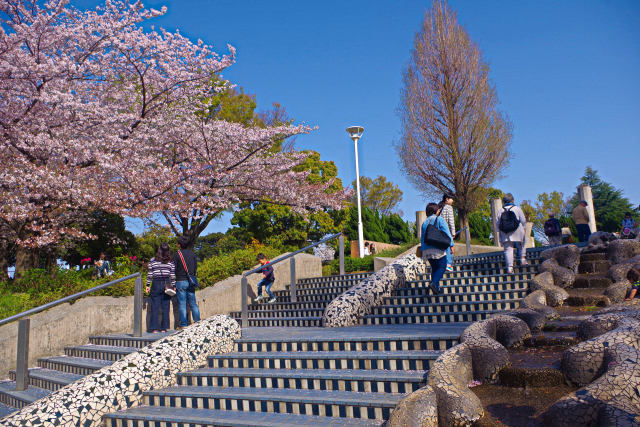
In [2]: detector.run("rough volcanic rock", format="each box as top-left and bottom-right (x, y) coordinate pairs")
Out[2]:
(529, 271), (569, 307)
(522, 289), (559, 319)
(541, 244), (581, 271)
(607, 239), (640, 265)
(506, 308), (547, 332)
(539, 258), (576, 288)
(387, 385), (438, 427)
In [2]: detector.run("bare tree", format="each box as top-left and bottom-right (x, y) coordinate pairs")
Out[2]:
(397, 1), (512, 233)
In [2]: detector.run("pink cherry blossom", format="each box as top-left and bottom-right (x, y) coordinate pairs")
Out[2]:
(0, 0), (348, 248)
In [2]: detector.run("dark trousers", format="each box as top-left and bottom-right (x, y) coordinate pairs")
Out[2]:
(576, 224), (591, 242)
(428, 256), (448, 292)
(149, 278), (171, 331)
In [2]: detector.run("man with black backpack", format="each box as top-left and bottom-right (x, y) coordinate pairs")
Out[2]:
(544, 212), (562, 246)
(498, 193), (528, 274)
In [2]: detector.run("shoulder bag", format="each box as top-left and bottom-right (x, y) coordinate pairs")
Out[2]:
(424, 213), (451, 250)
(178, 251), (199, 290)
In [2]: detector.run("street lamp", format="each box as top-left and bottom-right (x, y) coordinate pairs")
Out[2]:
(346, 125), (365, 258)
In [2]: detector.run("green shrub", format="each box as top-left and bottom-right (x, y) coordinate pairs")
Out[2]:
(194, 246), (281, 287)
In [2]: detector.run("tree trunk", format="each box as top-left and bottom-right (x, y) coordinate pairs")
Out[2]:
(15, 247), (40, 277)
(0, 240), (8, 281)
(458, 210), (470, 243)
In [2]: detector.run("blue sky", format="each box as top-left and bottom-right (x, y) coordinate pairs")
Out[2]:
(109, 0), (640, 235)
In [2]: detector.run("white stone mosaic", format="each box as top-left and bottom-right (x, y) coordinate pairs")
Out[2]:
(0, 315), (240, 427)
(323, 254), (426, 327)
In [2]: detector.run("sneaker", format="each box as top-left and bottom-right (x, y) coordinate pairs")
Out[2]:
(520, 259), (529, 266)
(267, 297), (277, 304)
(507, 267), (514, 274)
(428, 282), (441, 295)
(446, 264), (454, 272)
(254, 295), (264, 303)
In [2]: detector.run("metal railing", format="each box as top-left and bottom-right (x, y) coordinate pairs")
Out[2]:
(0, 273), (143, 391)
(240, 232), (344, 328)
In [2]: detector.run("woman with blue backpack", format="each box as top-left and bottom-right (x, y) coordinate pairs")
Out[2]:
(498, 193), (528, 274)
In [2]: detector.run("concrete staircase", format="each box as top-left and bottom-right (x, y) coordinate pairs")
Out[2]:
(0, 332), (172, 416)
(2, 247), (546, 425)
(103, 248), (543, 426)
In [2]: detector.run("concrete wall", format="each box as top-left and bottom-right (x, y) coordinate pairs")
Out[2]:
(0, 253), (321, 379)
(350, 240), (400, 258)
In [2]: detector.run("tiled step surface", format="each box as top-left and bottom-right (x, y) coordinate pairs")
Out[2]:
(9, 368), (82, 392)
(0, 381), (50, 409)
(142, 386), (402, 420)
(209, 350), (441, 371)
(178, 367), (426, 393)
(360, 309), (505, 325)
(105, 406), (386, 427)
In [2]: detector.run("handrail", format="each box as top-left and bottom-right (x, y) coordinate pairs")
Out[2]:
(240, 232), (344, 328)
(243, 232), (343, 277)
(1, 271), (144, 392)
(0, 272), (141, 327)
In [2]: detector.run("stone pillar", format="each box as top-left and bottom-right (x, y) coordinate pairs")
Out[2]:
(524, 222), (535, 248)
(577, 184), (597, 233)
(490, 198), (503, 247)
(416, 210), (426, 240)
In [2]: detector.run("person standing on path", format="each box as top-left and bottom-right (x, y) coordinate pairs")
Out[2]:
(544, 212), (562, 246)
(421, 202), (453, 294)
(174, 236), (201, 329)
(146, 243), (175, 333)
(572, 200), (591, 242)
(440, 194), (456, 271)
(498, 193), (528, 274)
(255, 253), (277, 303)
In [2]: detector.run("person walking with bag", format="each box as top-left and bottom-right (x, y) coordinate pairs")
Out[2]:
(420, 202), (453, 294)
(498, 193), (528, 273)
(174, 236), (201, 330)
(146, 243), (175, 333)
(439, 194), (456, 271)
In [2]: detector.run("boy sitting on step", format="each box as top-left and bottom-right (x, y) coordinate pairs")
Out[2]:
(624, 268), (640, 301)
(254, 253), (277, 304)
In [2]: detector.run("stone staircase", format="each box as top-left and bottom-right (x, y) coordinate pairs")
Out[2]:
(2, 247), (546, 425)
(0, 332), (172, 416)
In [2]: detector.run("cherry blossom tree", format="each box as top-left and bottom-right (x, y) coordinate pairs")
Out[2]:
(0, 0), (347, 272)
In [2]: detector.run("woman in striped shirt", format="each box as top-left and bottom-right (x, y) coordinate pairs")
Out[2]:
(146, 243), (176, 332)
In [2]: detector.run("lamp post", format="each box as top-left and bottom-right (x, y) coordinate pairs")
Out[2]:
(346, 125), (365, 258)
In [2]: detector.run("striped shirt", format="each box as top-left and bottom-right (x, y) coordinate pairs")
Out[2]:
(146, 258), (176, 287)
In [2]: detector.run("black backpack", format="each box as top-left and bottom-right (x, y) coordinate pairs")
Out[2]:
(499, 206), (520, 233)
(544, 218), (560, 236)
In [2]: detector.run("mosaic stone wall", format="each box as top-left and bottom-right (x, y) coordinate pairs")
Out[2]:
(323, 254), (426, 327)
(544, 308), (640, 426)
(389, 313), (531, 426)
(0, 315), (240, 427)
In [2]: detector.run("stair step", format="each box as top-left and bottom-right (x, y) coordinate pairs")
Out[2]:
(361, 310), (504, 325)
(372, 299), (521, 315)
(88, 331), (174, 348)
(178, 368), (426, 393)
(8, 368), (82, 391)
(384, 289), (527, 304)
(230, 316), (324, 327)
(105, 406), (385, 426)
(143, 386), (403, 420)
(37, 355), (111, 375)
(0, 381), (51, 409)
(209, 350), (441, 371)
(234, 325), (463, 352)
(65, 344), (138, 361)
(394, 281), (528, 296)
(0, 402), (17, 418)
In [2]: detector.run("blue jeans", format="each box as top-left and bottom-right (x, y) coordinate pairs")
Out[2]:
(257, 278), (275, 299)
(149, 278), (171, 331)
(176, 280), (201, 327)
(428, 256), (448, 292)
(445, 247), (452, 265)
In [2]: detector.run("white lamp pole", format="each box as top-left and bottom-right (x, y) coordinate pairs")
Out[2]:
(346, 126), (365, 258)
